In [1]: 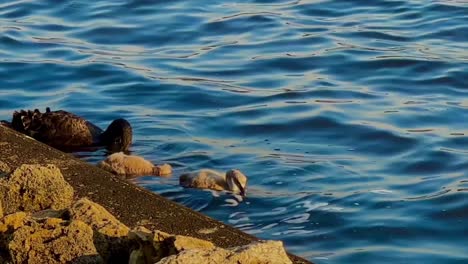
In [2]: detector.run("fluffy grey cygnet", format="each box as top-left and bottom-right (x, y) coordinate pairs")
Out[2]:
(98, 152), (172, 176)
(179, 169), (247, 196)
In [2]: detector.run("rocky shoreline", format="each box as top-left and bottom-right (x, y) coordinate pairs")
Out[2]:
(0, 164), (291, 263)
(0, 126), (311, 263)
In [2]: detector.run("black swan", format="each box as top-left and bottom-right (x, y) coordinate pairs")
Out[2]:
(1, 107), (132, 152)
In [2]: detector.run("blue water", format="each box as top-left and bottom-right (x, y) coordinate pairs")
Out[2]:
(1, 0), (467, 263)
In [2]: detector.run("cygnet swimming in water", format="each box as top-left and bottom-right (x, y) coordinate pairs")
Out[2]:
(98, 152), (172, 177)
(179, 169), (247, 196)
(1, 107), (132, 152)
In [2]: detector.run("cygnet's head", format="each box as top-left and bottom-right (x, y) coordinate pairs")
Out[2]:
(226, 169), (247, 196)
(152, 163), (173, 176)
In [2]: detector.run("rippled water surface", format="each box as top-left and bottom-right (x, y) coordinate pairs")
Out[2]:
(1, 0), (467, 262)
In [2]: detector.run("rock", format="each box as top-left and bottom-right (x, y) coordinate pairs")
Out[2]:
(70, 198), (129, 237)
(31, 209), (68, 221)
(156, 240), (292, 264)
(169, 234), (215, 253)
(0, 164), (74, 215)
(153, 230), (172, 243)
(0, 212), (29, 233)
(151, 229), (215, 254)
(0, 160), (10, 174)
(0, 255), (10, 264)
(8, 218), (102, 264)
(156, 247), (229, 264)
(227, 240), (292, 264)
(128, 249), (146, 264)
(0, 161), (294, 264)
(0, 212), (30, 263)
(70, 198), (130, 263)
(128, 227), (215, 263)
(128, 227), (158, 264)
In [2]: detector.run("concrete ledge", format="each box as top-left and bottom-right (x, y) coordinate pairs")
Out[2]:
(0, 126), (311, 264)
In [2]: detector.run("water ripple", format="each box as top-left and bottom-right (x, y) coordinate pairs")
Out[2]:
(1, 0), (468, 263)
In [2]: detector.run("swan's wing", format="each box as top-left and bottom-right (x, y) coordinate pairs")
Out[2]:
(27, 110), (102, 147)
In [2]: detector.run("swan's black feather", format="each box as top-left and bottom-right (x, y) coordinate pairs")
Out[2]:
(7, 108), (132, 152)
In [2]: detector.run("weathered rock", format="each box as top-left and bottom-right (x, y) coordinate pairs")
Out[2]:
(7, 217), (102, 264)
(31, 208), (68, 221)
(128, 227), (158, 264)
(156, 247), (230, 264)
(0, 255), (10, 264)
(227, 240), (292, 264)
(0, 212), (30, 263)
(0, 164), (74, 215)
(70, 198), (130, 263)
(128, 226), (215, 263)
(70, 198), (130, 237)
(129, 249), (147, 264)
(156, 240), (292, 264)
(168, 233), (215, 253)
(0, 212), (29, 233)
(0, 161), (7, 218)
(0, 160), (10, 174)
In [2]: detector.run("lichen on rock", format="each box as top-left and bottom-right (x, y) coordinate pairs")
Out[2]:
(0, 164), (74, 215)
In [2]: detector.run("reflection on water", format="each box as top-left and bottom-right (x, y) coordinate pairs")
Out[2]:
(1, 0), (468, 263)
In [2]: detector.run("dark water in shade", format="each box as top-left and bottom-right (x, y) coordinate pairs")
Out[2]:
(1, 0), (467, 262)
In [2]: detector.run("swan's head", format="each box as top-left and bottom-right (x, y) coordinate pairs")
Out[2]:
(102, 118), (133, 152)
(226, 169), (247, 196)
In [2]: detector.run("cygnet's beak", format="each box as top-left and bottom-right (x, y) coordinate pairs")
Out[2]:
(239, 187), (246, 197)
(233, 177), (246, 197)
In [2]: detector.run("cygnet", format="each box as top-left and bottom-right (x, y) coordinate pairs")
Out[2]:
(98, 152), (171, 176)
(179, 169), (247, 196)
